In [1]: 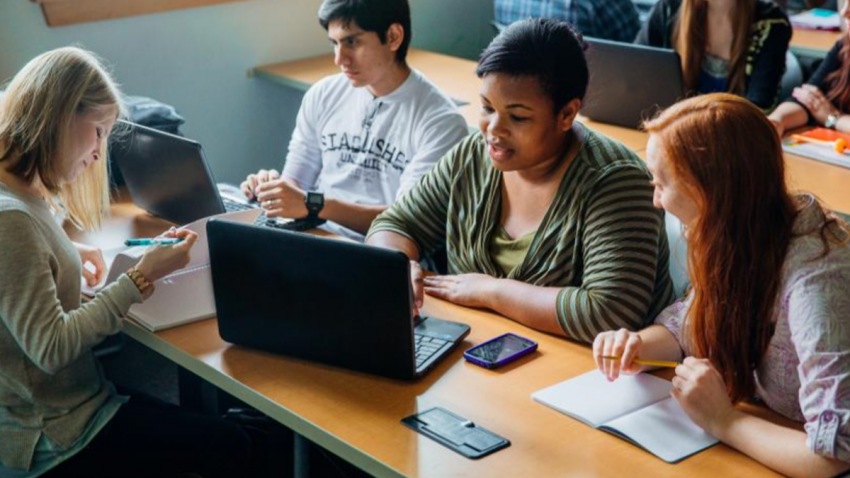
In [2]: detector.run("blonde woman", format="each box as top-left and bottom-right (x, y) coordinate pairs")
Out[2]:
(0, 47), (250, 477)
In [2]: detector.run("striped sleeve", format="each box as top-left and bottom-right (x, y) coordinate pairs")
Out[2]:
(555, 164), (666, 343)
(366, 143), (457, 257)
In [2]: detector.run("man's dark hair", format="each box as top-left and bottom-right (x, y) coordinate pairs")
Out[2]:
(476, 18), (588, 113)
(318, 0), (412, 64)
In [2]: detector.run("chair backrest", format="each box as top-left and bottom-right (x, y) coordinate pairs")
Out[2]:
(779, 51), (804, 103)
(665, 212), (690, 298)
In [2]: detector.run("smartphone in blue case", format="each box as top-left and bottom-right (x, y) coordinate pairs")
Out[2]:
(463, 332), (537, 369)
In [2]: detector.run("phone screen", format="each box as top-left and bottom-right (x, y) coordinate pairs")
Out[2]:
(466, 334), (535, 363)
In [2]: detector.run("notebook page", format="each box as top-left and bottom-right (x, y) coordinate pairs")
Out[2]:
(532, 371), (673, 427)
(178, 207), (261, 269)
(601, 397), (718, 463)
(126, 264), (214, 331)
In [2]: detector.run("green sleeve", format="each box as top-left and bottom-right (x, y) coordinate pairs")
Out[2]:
(367, 141), (462, 258)
(555, 164), (667, 343)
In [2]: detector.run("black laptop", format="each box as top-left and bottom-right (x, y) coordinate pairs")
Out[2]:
(207, 220), (471, 380)
(582, 38), (685, 128)
(110, 120), (249, 224)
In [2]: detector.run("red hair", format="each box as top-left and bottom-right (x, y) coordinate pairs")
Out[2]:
(643, 94), (795, 402)
(673, 0), (754, 96)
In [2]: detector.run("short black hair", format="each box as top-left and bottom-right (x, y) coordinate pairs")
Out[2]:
(476, 18), (588, 113)
(318, 0), (412, 64)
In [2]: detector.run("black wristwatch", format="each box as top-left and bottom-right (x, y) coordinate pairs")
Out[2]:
(304, 191), (324, 220)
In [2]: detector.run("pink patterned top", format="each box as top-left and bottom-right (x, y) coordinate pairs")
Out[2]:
(655, 195), (850, 462)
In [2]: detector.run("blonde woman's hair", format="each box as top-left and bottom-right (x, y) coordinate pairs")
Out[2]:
(0, 46), (125, 230)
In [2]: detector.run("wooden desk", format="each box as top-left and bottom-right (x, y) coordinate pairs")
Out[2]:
(784, 151), (850, 213)
(791, 27), (841, 57)
(80, 202), (793, 478)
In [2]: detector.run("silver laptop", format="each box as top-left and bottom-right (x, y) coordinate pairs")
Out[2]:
(582, 37), (685, 128)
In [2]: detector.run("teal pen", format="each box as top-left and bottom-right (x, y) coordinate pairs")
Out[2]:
(124, 237), (184, 247)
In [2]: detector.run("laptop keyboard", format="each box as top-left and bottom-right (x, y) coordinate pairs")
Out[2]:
(221, 198), (316, 232)
(415, 333), (450, 369)
(222, 197), (257, 212)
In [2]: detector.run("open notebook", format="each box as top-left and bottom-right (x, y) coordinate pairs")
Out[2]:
(532, 370), (718, 463)
(84, 208), (260, 331)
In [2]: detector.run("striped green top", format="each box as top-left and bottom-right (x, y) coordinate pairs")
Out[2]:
(369, 124), (675, 343)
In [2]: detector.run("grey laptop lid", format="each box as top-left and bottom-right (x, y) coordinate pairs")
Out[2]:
(207, 220), (470, 380)
(582, 37), (685, 129)
(112, 120), (226, 224)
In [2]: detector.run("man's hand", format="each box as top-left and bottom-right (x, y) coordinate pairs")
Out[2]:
(255, 177), (309, 219)
(240, 169), (281, 201)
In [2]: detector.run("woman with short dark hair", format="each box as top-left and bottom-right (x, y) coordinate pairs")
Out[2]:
(368, 18), (675, 343)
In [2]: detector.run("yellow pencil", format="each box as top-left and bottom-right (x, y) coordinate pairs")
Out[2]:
(601, 355), (679, 368)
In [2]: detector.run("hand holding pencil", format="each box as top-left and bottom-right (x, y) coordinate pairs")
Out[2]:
(592, 328), (680, 382)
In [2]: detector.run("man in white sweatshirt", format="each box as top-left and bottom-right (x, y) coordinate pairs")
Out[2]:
(241, 0), (468, 240)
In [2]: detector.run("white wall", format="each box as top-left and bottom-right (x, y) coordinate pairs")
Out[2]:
(0, 0), (494, 183)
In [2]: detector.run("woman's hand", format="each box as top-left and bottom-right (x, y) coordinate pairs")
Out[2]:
(423, 273), (497, 308)
(671, 357), (736, 437)
(409, 260), (424, 316)
(74, 242), (106, 287)
(792, 85), (840, 125)
(592, 328), (644, 381)
(255, 177), (309, 219)
(134, 228), (198, 283)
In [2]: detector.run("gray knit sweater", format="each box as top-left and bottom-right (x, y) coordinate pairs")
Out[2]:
(0, 183), (140, 470)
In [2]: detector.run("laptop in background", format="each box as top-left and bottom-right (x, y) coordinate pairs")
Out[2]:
(110, 120), (247, 224)
(582, 38), (685, 129)
(207, 220), (471, 380)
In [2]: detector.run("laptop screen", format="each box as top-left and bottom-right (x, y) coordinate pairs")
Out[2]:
(111, 120), (226, 224)
(582, 38), (685, 129)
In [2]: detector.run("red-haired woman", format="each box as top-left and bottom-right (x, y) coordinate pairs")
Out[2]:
(593, 93), (850, 478)
(769, 2), (850, 136)
(636, 0), (791, 110)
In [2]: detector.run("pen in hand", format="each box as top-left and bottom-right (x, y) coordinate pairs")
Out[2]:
(124, 238), (185, 247)
(601, 355), (679, 368)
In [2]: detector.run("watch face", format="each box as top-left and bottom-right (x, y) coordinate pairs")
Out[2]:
(306, 192), (323, 206)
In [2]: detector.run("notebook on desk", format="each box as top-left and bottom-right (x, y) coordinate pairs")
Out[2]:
(582, 38), (685, 129)
(207, 220), (471, 380)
